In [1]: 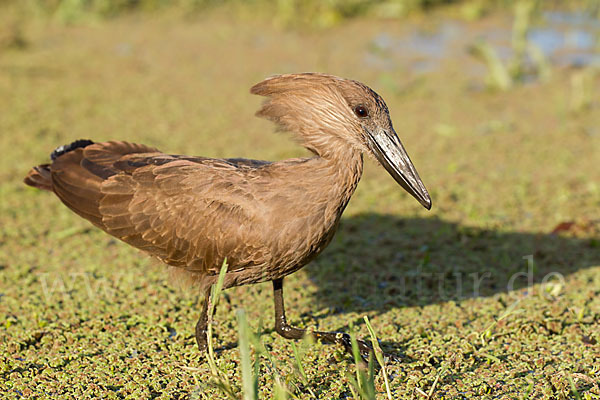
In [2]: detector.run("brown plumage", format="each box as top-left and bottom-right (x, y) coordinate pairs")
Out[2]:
(24, 73), (431, 359)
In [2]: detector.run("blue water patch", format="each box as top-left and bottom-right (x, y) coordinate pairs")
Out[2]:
(366, 10), (600, 75)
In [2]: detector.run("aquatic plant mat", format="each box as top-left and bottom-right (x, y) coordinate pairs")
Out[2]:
(1, 5), (599, 399)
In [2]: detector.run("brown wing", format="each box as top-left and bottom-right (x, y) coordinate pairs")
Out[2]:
(50, 141), (271, 276)
(51, 141), (158, 227)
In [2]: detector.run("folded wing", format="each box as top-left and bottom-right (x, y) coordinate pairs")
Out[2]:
(49, 141), (270, 276)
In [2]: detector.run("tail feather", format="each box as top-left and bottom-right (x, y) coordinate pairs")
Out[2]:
(24, 164), (53, 191)
(50, 139), (95, 161)
(24, 139), (96, 192)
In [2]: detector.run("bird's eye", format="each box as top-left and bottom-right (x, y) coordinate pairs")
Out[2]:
(353, 105), (369, 118)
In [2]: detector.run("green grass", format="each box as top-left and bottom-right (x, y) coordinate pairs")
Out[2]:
(2, 0), (511, 26)
(1, 6), (600, 399)
(467, 0), (552, 91)
(6, 0), (594, 27)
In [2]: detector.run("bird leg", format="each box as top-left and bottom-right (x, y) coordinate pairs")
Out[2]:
(272, 278), (374, 362)
(195, 287), (212, 352)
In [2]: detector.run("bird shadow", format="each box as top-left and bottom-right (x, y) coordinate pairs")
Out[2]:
(305, 213), (599, 356)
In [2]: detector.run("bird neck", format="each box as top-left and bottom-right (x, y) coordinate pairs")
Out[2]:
(300, 128), (362, 160)
(314, 144), (364, 209)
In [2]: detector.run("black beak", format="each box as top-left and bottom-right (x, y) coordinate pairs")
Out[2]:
(366, 127), (432, 210)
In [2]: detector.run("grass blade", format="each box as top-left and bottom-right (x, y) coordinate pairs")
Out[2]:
(203, 259), (237, 399)
(237, 309), (258, 400)
(364, 316), (393, 400)
(348, 327), (376, 400)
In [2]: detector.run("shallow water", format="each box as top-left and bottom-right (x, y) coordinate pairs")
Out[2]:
(367, 10), (600, 75)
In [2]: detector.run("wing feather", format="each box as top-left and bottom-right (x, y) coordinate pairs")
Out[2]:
(47, 142), (271, 276)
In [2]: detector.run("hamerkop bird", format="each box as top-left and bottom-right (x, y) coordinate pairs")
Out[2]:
(25, 73), (431, 359)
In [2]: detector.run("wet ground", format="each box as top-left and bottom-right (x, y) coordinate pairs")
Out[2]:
(1, 5), (599, 399)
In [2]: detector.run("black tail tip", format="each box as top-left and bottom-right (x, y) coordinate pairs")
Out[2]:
(50, 139), (94, 161)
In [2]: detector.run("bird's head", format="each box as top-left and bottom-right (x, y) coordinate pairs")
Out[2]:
(251, 73), (431, 210)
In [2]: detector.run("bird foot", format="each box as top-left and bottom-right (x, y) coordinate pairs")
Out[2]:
(338, 333), (373, 362)
(332, 332), (401, 364)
